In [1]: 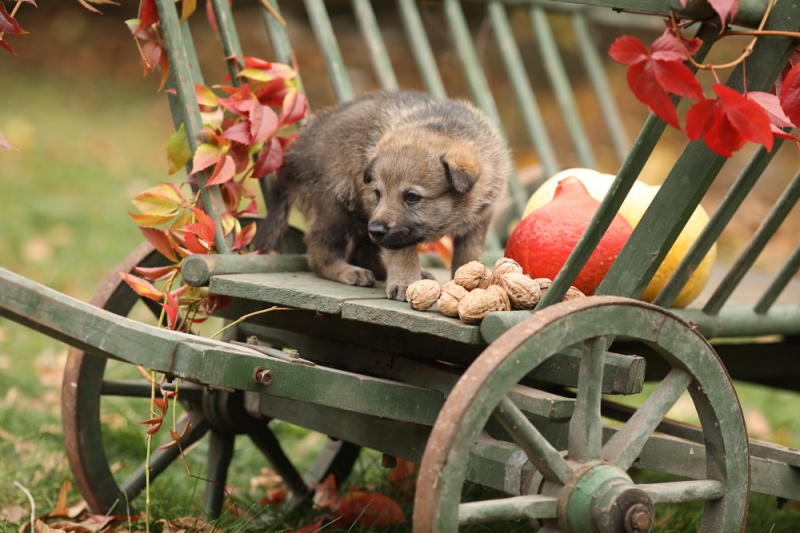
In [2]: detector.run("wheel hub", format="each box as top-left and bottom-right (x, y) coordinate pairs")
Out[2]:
(557, 462), (654, 533)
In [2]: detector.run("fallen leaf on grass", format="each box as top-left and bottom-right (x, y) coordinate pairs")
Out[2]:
(0, 503), (28, 522)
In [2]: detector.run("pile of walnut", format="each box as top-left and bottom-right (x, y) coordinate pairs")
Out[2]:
(405, 258), (585, 324)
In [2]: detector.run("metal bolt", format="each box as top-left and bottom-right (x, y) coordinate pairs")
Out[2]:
(254, 368), (274, 386)
(625, 503), (653, 532)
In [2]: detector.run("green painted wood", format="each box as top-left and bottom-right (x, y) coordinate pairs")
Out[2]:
(568, 336), (605, 462)
(572, 10), (629, 162)
(530, 5), (596, 169)
(458, 494), (557, 524)
(210, 0), (245, 81)
(674, 303), (800, 339)
(653, 143), (784, 308)
(482, 312), (646, 394)
(488, 1), (559, 179)
(396, 0), (447, 99)
(755, 244), (800, 314)
(352, 0), (399, 90)
(704, 169), (800, 315)
(181, 253), (309, 286)
(304, 0), (355, 102)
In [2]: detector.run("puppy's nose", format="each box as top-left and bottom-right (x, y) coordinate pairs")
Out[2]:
(368, 222), (389, 241)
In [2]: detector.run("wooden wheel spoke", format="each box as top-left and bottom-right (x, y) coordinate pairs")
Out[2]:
(458, 495), (557, 525)
(602, 368), (693, 470)
(568, 336), (606, 462)
(494, 396), (572, 484)
(205, 431), (235, 518)
(248, 424), (309, 495)
(640, 480), (725, 504)
(120, 415), (209, 499)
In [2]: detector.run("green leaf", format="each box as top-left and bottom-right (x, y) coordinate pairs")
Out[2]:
(131, 183), (185, 216)
(167, 124), (192, 175)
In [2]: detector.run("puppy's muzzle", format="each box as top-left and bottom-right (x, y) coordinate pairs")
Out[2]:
(368, 221), (390, 243)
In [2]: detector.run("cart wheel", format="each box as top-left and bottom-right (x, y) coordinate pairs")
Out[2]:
(414, 296), (749, 532)
(61, 243), (360, 517)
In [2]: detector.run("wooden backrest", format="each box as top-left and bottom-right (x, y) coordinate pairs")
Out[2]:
(155, 0), (800, 328)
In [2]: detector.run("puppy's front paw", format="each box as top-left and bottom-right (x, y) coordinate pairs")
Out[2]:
(386, 281), (409, 301)
(340, 266), (376, 287)
(421, 269), (436, 281)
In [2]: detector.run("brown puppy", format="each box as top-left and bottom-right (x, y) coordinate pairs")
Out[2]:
(253, 90), (509, 301)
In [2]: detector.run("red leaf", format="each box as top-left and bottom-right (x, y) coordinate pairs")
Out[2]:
(780, 62), (800, 127)
(257, 78), (291, 107)
(205, 154), (236, 186)
(153, 398), (168, 415)
(608, 36), (649, 66)
(686, 98), (721, 141)
(652, 59), (704, 100)
(336, 491), (406, 527)
(0, 37), (15, 55)
(133, 264), (178, 281)
(650, 32), (690, 63)
(221, 120), (253, 145)
(119, 272), (163, 301)
(237, 55), (274, 70)
(627, 62), (681, 129)
(232, 222), (256, 251)
(748, 91), (795, 128)
(139, 416), (163, 426)
(708, 0), (738, 26)
(714, 84), (773, 152)
(191, 144), (223, 174)
(136, 0), (159, 33)
(253, 137), (284, 178)
(280, 90), (307, 126)
(160, 291), (180, 329)
(0, 3), (24, 35)
(189, 207), (216, 241)
(293, 518), (327, 533)
(139, 227), (179, 262)
(141, 41), (162, 75)
(250, 104), (280, 144)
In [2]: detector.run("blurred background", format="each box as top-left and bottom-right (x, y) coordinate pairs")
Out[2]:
(1, 0), (799, 528)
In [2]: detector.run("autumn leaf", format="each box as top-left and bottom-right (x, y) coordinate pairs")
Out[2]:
(280, 89), (307, 126)
(205, 154), (236, 186)
(250, 103), (280, 143)
(780, 63), (800, 127)
(133, 263), (178, 281)
(139, 227), (179, 261)
(253, 137), (284, 178)
(337, 491), (406, 527)
(135, 0), (159, 33)
(687, 84), (773, 157)
(609, 32), (703, 130)
(190, 143), (224, 174)
(180, 0), (197, 22)
(0, 3), (25, 35)
(119, 272), (163, 301)
(167, 124), (192, 174)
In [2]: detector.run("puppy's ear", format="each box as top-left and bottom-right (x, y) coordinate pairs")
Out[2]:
(441, 145), (480, 194)
(364, 159), (375, 184)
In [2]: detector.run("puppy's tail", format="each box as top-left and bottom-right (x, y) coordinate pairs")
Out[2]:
(252, 181), (290, 252)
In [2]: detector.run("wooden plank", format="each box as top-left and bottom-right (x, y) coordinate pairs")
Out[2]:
(342, 298), (483, 345)
(210, 272), (386, 314)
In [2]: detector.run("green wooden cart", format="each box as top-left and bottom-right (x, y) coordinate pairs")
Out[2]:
(2, 0), (800, 531)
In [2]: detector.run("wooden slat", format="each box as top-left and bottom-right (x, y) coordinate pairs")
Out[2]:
(352, 0), (400, 90)
(303, 0), (355, 101)
(397, 0), (447, 98)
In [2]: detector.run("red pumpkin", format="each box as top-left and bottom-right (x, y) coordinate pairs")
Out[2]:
(504, 176), (633, 295)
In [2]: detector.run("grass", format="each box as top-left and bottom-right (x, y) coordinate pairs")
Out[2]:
(2, 63), (800, 532)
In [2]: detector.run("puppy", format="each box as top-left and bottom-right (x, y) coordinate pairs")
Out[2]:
(253, 90), (509, 301)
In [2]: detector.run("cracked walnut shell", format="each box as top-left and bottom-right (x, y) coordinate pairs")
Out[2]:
(453, 260), (491, 290)
(406, 279), (441, 311)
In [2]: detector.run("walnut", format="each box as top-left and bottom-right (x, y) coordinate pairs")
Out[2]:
(406, 279), (441, 311)
(458, 286), (509, 324)
(535, 278), (585, 302)
(489, 257), (523, 285)
(486, 284), (511, 312)
(563, 286), (586, 300)
(497, 272), (542, 310)
(437, 281), (469, 317)
(453, 260), (491, 290)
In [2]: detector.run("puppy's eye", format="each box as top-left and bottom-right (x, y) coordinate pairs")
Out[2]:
(405, 191), (421, 205)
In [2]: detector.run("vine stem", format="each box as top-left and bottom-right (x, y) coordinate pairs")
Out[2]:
(145, 369), (157, 533)
(209, 306), (288, 339)
(671, 0), (777, 71)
